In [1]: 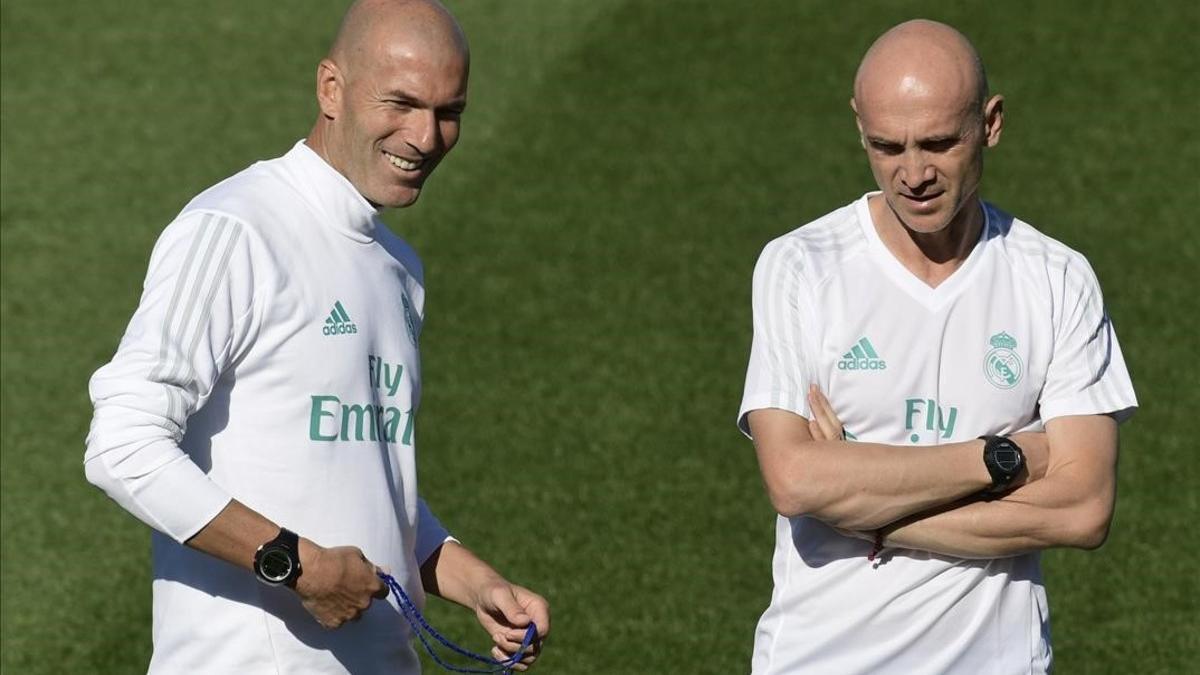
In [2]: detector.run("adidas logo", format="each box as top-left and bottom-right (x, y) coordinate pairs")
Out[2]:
(837, 336), (886, 371)
(322, 300), (359, 336)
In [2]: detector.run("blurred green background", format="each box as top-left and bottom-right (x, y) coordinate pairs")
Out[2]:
(2, 0), (1197, 672)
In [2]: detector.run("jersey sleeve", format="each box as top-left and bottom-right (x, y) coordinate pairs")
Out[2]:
(1038, 255), (1137, 423)
(738, 238), (815, 438)
(84, 211), (261, 543)
(414, 497), (455, 565)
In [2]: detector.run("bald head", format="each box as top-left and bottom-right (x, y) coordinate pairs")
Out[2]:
(329, 0), (469, 80)
(849, 20), (1004, 242)
(854, 20), (987, 121)
(308, 0), (471, 208)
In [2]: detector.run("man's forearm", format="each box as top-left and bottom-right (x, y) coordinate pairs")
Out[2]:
(186, 499), (286, 569)
(750, 409), (1008, 530)
(773, 438), (995, 530)
(881, 470), (1115, 558)
(183, 499), (335, 578)
(420, 540), (505, 607)
(879, 415), (1119, 558)
(880, 497), (1052, 559)
(184, 499), (340, 592)
(750, 408), (1061, 529)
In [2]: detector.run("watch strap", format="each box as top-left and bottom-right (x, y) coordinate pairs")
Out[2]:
(979, 435), (1025, 494)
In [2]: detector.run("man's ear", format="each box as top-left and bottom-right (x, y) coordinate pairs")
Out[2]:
(983, 94), (1004, 148)
(850, 97), (866, 149)
(316, 59), (343, 120)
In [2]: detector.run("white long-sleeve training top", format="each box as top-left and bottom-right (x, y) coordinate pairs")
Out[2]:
(86, 140), (450, 674)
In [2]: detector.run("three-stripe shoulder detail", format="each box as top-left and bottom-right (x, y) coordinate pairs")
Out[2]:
(149, 213), (245, 424)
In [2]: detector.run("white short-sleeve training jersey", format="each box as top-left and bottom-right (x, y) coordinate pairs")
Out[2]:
(86, 141), (450, 674)
(738, 193), (1137, 674)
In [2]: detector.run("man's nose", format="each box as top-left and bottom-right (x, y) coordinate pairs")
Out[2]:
(900, 152), (935, 188)
(405, 110), (439, 155)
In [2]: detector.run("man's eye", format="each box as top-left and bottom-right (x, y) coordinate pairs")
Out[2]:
(922, 138), (958, 153)
(871, 142), (903, 155)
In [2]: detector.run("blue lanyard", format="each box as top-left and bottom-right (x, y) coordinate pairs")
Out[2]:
(379, 572), (537, 674)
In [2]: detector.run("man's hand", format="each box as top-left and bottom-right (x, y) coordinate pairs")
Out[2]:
(421, 540), (550, 671)
(293, 541), (389, 629)
(470, 579), (549, 671)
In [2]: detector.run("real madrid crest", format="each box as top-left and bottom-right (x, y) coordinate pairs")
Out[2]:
(984, 331), (1022, 389)
(401, 294), (418, 346)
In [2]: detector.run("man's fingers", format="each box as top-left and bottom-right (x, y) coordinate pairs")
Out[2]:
(810, 385), (836, 424)
(816, 388), (844, 430)
(297, 547), (388, 631)
(515, 586), (550, 638)
(491, 629), (536, 653)
(485, 586), (531, 626)
(491, 635), (520, 653)
(361, 561), (388, 599)
(491, 645), (535, 671)
(496, 627), (530, 643)
(808, 418), (828, 442)
(807, 385), (842, 440)
(806, 386), (835, 439)
(476, 583), (547, 670)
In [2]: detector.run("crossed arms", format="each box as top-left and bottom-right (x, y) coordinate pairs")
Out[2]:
(747, 386), (1119, 559)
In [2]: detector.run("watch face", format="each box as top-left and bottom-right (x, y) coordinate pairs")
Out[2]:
(993, 446), (1022, 473)
(260, 547), (294, 582)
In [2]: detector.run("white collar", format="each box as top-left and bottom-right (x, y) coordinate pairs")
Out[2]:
(854, 191), (991, 311)
(282, 140), (381, 243)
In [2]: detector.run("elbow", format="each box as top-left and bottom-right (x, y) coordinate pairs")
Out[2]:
(84, 453), (120, 498)
(761, 468), (828, 519)
(84, 453), (107, 490)
(1072, 517), (1112, 551)
(757, 450), (860, 524)
(763, 481), (809, 519)
(1066, 501), (1114, 551)
(83, 435), (140, 501)
(758, 457), (812, 518)
(762, 480), (870, 528)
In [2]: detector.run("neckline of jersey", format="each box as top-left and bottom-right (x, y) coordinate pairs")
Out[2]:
(854, 192), (991, 312)
(284, 140), (382, 243)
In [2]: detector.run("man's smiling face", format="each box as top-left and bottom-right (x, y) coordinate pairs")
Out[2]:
(314, 1), (469, 208)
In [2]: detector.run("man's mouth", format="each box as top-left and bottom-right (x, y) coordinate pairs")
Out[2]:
(901, 191), (943, 205)
(383, 150), (423, 171)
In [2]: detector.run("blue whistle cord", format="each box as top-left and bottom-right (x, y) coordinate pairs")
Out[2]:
(379, 572), (537, 674)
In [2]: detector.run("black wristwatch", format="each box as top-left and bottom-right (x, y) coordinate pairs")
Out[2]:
(253, 528), (302, 587)
(979, 435), (1026, 494)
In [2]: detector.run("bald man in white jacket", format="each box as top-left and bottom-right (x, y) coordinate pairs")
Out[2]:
(85, 1), (548, 672)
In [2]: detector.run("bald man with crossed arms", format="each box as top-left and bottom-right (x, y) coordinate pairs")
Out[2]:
(738, 20), (1135, 673)
(85, 1), (548, 672)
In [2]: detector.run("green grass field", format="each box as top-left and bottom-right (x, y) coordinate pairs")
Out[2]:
(3, 0), (1198, 672)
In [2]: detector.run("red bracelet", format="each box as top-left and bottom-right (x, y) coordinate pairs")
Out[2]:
(868, 529), (884, 561)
